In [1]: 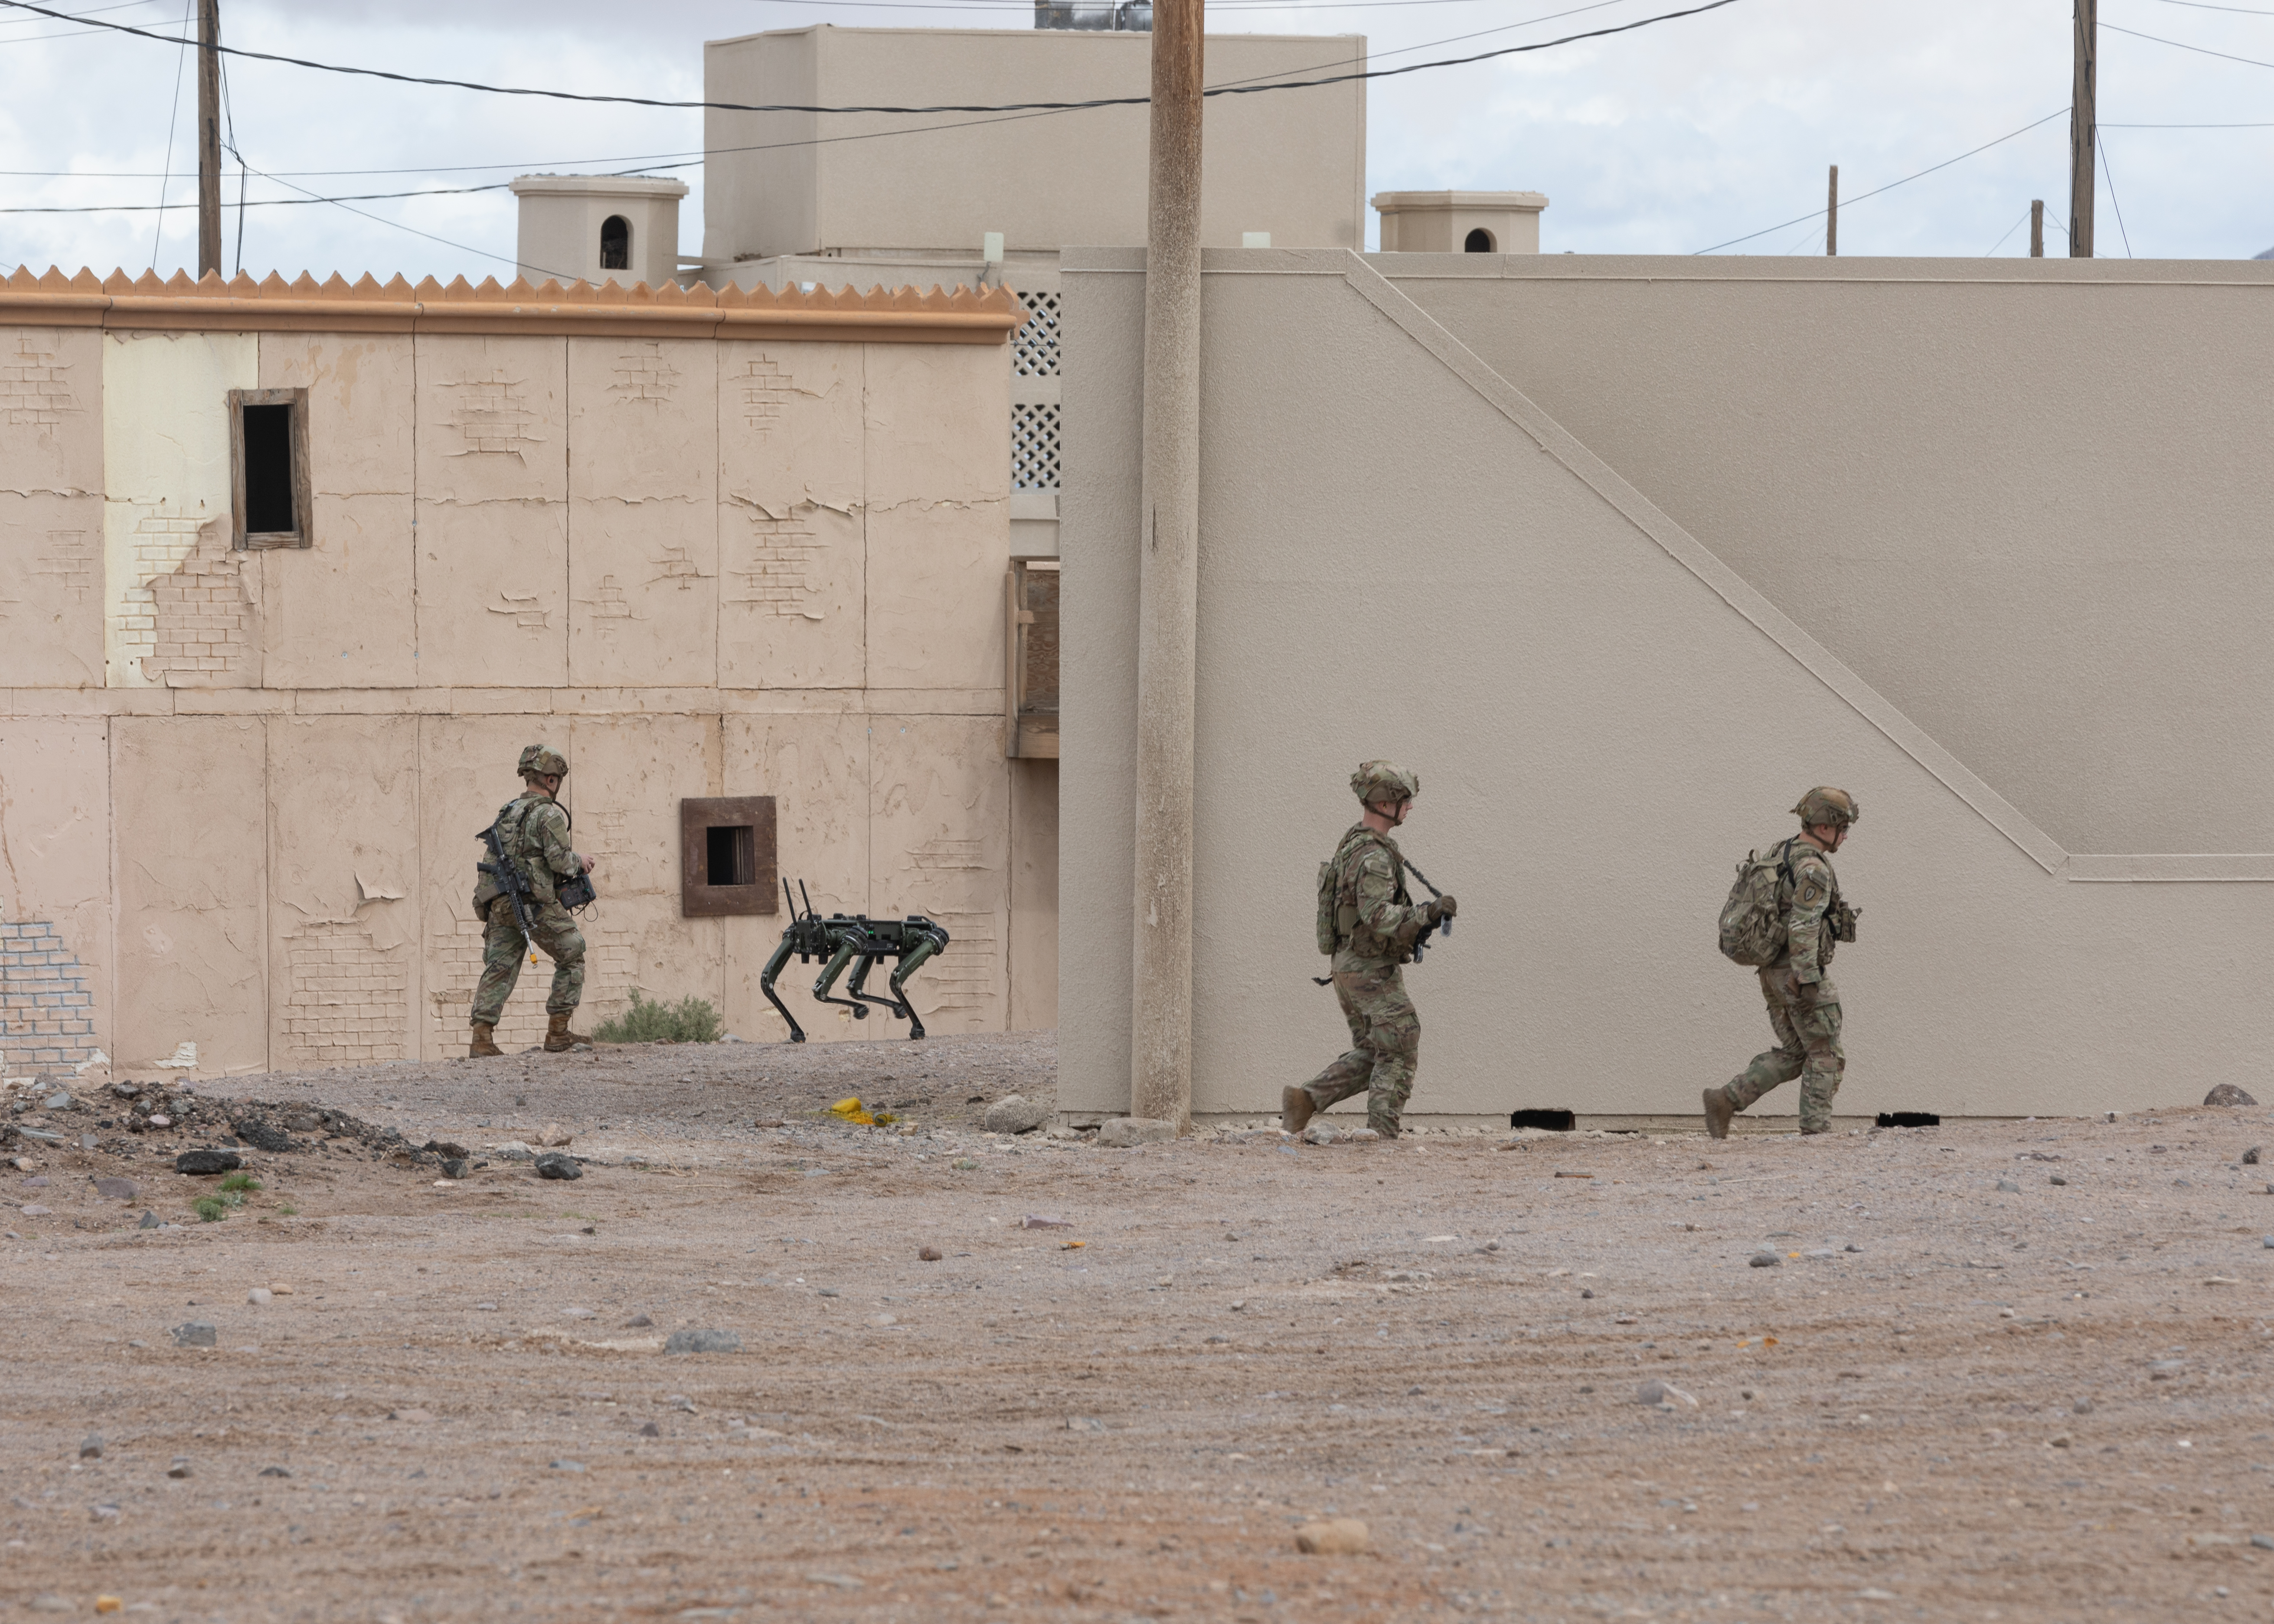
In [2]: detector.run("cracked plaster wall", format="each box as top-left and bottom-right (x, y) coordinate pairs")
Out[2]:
(0, 321), (1042, 1072)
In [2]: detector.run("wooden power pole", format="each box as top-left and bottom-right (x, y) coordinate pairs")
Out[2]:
(1131, 0), (1204, 1131)
(1826, 165), (1838, 256)
(196, 0), (222, 279)
(2069, 0), (2096, 257)
(2030, 199), (2045, 258)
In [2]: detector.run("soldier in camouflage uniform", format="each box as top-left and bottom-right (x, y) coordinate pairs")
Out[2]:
(1705, 787), (1860, 1138)
(468, 745), (598, 1057)
(1282, 761), (1457, 1139)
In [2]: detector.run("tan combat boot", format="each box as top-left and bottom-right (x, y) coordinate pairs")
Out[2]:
(468, 1023), (503, 1059)
(1702, 1086), (1735, 1141)
(1280, 1085), (1315, 1135)
(544, 1011), (594, 1053)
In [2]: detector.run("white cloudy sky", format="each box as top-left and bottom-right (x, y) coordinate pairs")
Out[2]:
(1, 0), (2268, 280)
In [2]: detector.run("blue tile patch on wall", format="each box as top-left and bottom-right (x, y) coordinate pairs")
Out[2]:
(0, 921), (97, 1069)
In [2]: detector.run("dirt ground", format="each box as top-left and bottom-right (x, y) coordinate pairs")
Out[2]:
(6, 1031), (2274, 1622)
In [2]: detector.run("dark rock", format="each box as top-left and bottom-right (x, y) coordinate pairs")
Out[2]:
(2205, 1084), (2259, 1108)
(665, 1328), (742, 1354)
(422, 1139), (470, 1160)
(638, 1421), (661, 1438)
(534, 1152), (582, 1181)
(259, 1466), (291, 1478)
(1749, 1252), (1781, 1268)
(172, 1321), (217, 1348)
(137, 1211), (160, 1229)
(440, 1159), (468, 1180)
(231, 1118), (294, 1153)
(94, 1176), (138, 1202)
(78, 1435), (101, 1459)
(918, 1246), (943, 1262)
(175, 1150), (241, 1176)
(624, 1313), (654, 1328)
(167, 1459), (191, 1479)
(2245, 1146), (2262, 1166)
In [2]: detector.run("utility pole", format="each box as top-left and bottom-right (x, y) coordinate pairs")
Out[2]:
(2069, 0), (2096, 257)
(1826, 164), (1838, 256)
(2030, 199), (2045, 258)
(1130, 0), (1202, 1131)
(196, 0), (221, 279)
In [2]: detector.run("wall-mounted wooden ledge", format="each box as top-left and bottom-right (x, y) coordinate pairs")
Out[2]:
(0, 266), (1025, 344)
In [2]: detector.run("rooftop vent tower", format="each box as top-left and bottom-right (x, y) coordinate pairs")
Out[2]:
(1034, 1), (1152, 29)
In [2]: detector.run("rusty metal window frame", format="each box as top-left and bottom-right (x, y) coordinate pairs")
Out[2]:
(679, 796), (779, 917)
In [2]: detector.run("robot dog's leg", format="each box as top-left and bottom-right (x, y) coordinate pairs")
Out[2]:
(810, 939), (869, 1019)
(846, 954), (907, 1023)
(886, 935), (944, 1041)
(759, 935), (806, 1044)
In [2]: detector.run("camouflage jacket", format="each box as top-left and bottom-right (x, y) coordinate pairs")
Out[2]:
(1327, 823), (1434, 973)
(472, 789), (581, 910)
(1770, 837), (1842, 986)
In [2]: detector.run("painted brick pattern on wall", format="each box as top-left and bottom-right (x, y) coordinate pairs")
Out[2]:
(280, 920), (408, 1066)
(727, 513), (825, 619)
(111, 509), (210, 674)
(0, 922), (96, 1069)
(143, 522), (252, 682)
(0, 334), (78, 430)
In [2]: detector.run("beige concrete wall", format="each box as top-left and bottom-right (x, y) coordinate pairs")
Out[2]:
(0, 311), (1057, 1072)
(1060, 248), (2274, 1122)
(1385, 256), (2274, 856)
(703, 27), (1366, 259)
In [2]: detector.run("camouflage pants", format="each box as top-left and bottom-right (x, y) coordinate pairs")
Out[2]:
(1298, 962), (1420, 1138)
(1718, 965), (1844, 1133)
(469, 896), (585, 1026)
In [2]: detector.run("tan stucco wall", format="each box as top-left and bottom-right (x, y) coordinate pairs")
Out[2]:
(0, 277), (1055, 1073)
(1060, 249), (2274, 1123)
(703, 26), (1367, 260)
(1385, 255), (2274, 855)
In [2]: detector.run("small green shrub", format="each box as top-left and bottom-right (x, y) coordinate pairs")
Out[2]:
(594, 988), (724, 1045)
(193, 1196), (229, 1223)
(218, 1172), (261, 1194)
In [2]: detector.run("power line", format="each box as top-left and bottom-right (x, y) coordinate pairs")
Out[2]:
(1692, 108), (2070, 255)
(148, 0), (190, 264)
(225, 152), (578, 283)
(2150, 0), (2274, 14)
(2095, 126), (2134, 257)
(2103, 20), (2274, 72)
(1982, 204), (2032, 256)
(0, 0), (1745, 115)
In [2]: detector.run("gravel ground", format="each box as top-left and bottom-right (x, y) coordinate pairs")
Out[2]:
(4, 1032), (2273, 1622)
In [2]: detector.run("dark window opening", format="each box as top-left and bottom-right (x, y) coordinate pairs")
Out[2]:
(1464, 227), (1496, 254)
(242, 403), (295, 534)
(706, 824), (757, 888)
(229, 387), (310, 549)
(600, 214), (631, 271)
(680, 796), (777, 916)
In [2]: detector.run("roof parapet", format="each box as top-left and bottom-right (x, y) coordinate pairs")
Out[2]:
(0, 265), (1026, 343)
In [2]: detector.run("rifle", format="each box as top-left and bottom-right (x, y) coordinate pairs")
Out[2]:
(477, 818), (536, 940)
(759, 880), (952, 1044)
(1399, 855), (1453, 964)
(1313, 853), (1454, 985)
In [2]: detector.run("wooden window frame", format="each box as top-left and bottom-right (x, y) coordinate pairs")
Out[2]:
(228, 387), (314, 551)
(1005, 556), (1060, 759)
(679, 796), (779, 917)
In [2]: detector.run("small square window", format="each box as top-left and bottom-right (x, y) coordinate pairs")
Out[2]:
(680, 796), (778, 917)
(228, 387), (313, 550)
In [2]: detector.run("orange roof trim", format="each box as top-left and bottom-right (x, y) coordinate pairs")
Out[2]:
(0, 265), (1026, 344)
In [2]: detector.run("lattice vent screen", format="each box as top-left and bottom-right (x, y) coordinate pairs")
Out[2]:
(1011, 291), (1062, 378)
(1012, 402), (1062, 491)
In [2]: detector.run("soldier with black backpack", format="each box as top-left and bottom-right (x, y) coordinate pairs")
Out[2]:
(1706, 787), (1862, 1139)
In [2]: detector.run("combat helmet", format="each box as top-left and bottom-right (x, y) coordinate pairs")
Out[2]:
(518, 744), (569, 781)
(1350, 760), (1420, 809)
(1791, 786), (1859, 829)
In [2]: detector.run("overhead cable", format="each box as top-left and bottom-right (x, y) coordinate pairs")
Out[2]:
(0, 0), (1745, 114)
(1691, 108), (2069, 255)
(2103, 20), (2274, 72)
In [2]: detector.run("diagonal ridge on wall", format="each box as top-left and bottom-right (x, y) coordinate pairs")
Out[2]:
(1334, 252), (2272, 884)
